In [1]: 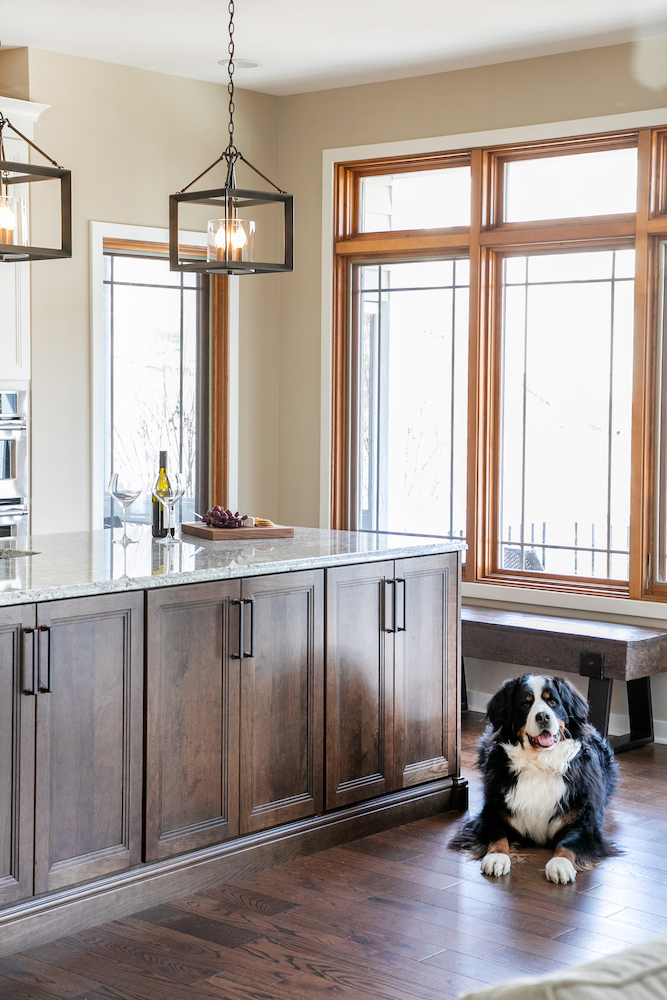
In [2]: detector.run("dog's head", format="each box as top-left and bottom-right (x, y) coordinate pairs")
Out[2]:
(485, 674), (588, 749)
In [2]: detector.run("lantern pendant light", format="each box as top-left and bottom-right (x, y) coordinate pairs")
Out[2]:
(169, 0), (293, 275)
(0, 114), (71, 262)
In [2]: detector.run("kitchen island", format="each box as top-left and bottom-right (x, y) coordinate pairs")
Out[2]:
(0, 526), (467, 956)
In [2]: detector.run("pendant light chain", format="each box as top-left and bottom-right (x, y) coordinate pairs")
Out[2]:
(227, 0), (235, 150)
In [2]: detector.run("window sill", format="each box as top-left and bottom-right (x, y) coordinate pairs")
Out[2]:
(462, 579), (667, 625)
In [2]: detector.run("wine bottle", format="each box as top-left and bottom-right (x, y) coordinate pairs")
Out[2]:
(152, 450), (170, 538)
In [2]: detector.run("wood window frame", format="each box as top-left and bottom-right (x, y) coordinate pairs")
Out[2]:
(102, 238), (228, 513)
(333, 127), (667, 601)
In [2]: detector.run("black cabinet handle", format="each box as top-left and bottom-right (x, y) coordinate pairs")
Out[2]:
(395, 578), (406, 632)
(231, 599), (244, 659)
(38, 625), (52, 693)
(384, 579), (395, 633)
(22, 627), (37, 695)
(243, 598), (255, 658)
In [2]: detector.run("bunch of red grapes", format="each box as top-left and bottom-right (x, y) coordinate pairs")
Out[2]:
(202, 506), (248, 528)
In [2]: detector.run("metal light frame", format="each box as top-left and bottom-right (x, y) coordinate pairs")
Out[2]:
(0, 115), (72, 262)
(169, 0), (293, 275)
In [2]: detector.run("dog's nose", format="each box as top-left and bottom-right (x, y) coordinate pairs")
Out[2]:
(535, 711), (550, 727)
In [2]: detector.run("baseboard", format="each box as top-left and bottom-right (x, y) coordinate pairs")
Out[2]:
(467, 689), (667, 745)
(0, 777), (460, 959)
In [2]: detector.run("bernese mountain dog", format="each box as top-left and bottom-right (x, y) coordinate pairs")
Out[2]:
(451, 674), (619, 884)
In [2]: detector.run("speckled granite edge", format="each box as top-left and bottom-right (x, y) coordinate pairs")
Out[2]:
(0, 530), (466, 607)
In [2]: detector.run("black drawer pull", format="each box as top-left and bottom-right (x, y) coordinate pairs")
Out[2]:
(231, 599), (244, 659)
(384, 579), (395, 633)
(22, 627), (37, 695)
(243, 598), (255, 658)
(38, 625), (52, 693)
(395, 578), (406, 632)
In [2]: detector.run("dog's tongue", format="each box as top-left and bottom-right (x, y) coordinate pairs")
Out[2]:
(536, 732), (555, 747)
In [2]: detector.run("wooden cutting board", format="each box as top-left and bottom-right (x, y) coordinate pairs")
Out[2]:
(181, 522), (295, 540)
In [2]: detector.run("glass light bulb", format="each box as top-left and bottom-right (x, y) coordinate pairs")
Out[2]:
(215, 224), (226, 248)
(0, 205), (15, 231)
(231, 225), (247, 250)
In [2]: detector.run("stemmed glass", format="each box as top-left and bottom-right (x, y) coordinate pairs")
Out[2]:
(108, 473), (142, 546)
(152, 471), (186, 546)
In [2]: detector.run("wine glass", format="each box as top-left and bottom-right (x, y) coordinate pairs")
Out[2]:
(108, 473), (142, 546)
(152, 471), (186, 546)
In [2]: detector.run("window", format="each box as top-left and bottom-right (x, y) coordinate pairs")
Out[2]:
(333, 129), (667, 600)
(354, 259), (468, 539)
(104, 252), (200, 526)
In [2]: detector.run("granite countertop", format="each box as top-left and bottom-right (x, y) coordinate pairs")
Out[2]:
(0, 525), (466, 606)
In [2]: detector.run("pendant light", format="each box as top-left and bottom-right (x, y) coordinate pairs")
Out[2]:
(169, 0), (293, 275)
(0, 114), (71, 262)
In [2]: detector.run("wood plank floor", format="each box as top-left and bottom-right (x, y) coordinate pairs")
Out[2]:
(3, 712), (667, 1000)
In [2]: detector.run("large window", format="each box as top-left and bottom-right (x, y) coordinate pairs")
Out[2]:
(333, 128), (667, 600)
(103, 251), (201, 525)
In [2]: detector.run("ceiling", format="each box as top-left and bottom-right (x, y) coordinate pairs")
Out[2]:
(2, 0), (667, 96)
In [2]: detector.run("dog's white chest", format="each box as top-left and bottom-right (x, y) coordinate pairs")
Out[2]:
(501, 739), (581, 845)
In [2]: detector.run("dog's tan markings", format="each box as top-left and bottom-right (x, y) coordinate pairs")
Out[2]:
(481, 837), (511, 877)
(553, 845), (576, 864)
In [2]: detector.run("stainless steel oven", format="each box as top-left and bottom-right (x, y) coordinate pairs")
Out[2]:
(0, 390), (29, 537)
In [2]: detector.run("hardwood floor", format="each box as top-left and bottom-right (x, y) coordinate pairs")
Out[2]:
(2, 711), (667, 1000)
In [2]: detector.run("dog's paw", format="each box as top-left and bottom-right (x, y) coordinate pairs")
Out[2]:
(481, 852), (511, 877)
(545, 856), (577, 884)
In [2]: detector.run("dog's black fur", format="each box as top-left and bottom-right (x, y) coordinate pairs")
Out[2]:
(451, 674), (619, 874)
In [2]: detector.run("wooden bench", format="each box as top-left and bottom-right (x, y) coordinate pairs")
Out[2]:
(461, 606), (667, 752)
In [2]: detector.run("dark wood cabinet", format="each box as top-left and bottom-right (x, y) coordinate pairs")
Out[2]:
(145, 570), (324, 850)
(0, 548), (460, 946)
(239, 570), (324, 834)
(145, 581), (240, 861)
(326, 553), (460, 809)
(0, 604), (36, 906)
(393, 553), (458, 789)
(34, 592), (144, 893)
(325, 560), (394, 809)
(0, 592), (144, 903)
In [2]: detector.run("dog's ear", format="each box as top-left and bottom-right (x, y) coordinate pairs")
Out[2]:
(485, 677), (519, 732)
(552, 676), (589, 724)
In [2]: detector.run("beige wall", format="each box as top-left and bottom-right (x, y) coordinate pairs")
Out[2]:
(276, 37), (667, 528)
(0, 48), (29, 100)
(20, 47), (280, 531)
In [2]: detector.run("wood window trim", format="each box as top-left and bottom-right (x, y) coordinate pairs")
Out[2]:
(332, 126), (667, 602)
(102, 238), (228, 512)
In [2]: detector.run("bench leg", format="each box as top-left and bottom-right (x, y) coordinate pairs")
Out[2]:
(587, 677), (613, 738)
(461, 657), (468, 711)
(610, 677), (654, 753)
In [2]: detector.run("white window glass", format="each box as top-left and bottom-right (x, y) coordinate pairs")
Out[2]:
(357, 258), (469, 540)
(504, 148), (638, 223)
(103, 254), (200, 526)
(360, 168), (471, 233)
(500, 248), (634, 579)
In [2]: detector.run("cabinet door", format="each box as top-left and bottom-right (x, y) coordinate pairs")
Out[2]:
(145, 581), (240, 861)
(34, 592), (144, 893)
(0, 604), (36, 905)
(239, 570), (323, 834)
(393, 553), (459, 788)
(325, 561), (394, 809)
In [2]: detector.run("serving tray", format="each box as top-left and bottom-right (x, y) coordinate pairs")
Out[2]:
(181, 522), (295, 540)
